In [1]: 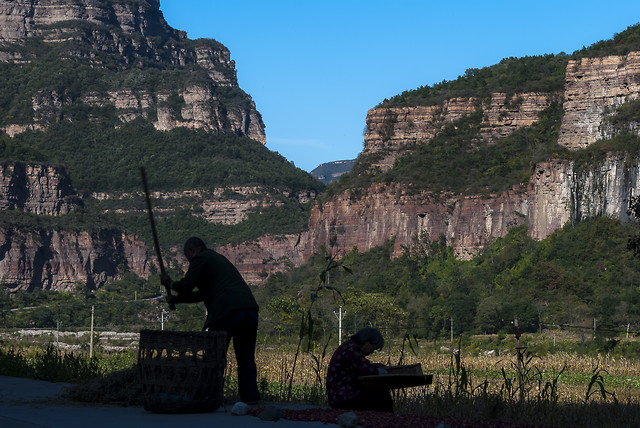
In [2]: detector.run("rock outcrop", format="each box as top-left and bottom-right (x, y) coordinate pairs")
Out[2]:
(0, 226), (151, 292)
(0, 0), (169, 42)
(363, 92), (553, 171)
(306, 51), (640, 260)
(0, 162), (80, 215)
(0, 162), (151, 291)
(305, 154), (640, 261)
(559, 52), (640, 149)
(0, 0), (265, 143)
(217, 233), (308, 285)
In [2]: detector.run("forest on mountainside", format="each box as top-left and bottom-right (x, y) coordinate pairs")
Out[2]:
(2, 2), (640, 348)
(256, 216), (640, 341)
(4, 215), (640, 347)
(0, 4), (325, 248)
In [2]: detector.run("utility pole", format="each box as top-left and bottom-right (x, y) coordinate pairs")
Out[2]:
(89, 305), (95, 358)
(627, 323), (630, 340)
(161, 309), (166, 331)
(450, 317), (453, 342)
(334, 306), (346, 345)
(514, 316), (524, 403)
(56, 320), (62, 349)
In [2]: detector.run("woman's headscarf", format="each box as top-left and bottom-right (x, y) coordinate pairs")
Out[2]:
(350, 327), (384, 351)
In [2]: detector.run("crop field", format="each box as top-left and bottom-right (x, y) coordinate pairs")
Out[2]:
(232, 347), (640, 403)
(227, 338), (640, 427)
(3, 329), (640, 426)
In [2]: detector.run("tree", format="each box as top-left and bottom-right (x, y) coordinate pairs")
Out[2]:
(344, 287), (407, 334)
(627, 195), (640, 256)
(266, 296), (302, 340)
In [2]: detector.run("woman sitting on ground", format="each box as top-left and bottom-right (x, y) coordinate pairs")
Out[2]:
(325, 327), (393, 413)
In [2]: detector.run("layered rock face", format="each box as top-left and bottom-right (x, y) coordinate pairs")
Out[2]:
(528, 157), (640, 239)
(306, 154), (640, 260)
(0, 227), (152, 292)
(0, 0), (265, 143)
(92, 186), (317, 226)
(0, 162), (80, 215)
(305, 183), (529, 260)
(217, 234), (308, 285)
(307, 51), (640, 260)
(559, 52), (640, 149)
(0, 0), (168, 42)
(364, 92), (552, 171)
(0, 162), (152, 291)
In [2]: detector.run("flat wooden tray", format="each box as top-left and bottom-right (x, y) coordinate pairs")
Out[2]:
(358, 373), (433, 389)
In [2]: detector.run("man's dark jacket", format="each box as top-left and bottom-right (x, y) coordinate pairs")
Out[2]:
(170, 248), (258, 327)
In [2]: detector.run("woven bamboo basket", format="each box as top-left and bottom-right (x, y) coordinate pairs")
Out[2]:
(138, 329), (228, 413)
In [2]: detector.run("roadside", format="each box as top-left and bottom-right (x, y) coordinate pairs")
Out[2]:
(0, 376), (339, 428)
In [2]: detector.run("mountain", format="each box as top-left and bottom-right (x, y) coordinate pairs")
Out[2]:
(305, 26), (640, 261)
(0, 0), (323, 291)
(310, 160), (355, 184)
(0, 0), (264, 141)
(2, 1), (640, 295)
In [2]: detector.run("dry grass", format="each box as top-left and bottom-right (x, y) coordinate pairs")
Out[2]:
(224, 343), (640, 426)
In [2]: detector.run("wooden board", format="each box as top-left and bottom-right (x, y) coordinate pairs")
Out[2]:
(383, 364), (423, 375)
(358, 374), (433, 389)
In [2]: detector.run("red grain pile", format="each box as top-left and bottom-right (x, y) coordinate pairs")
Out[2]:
(249, 407), (553, 428)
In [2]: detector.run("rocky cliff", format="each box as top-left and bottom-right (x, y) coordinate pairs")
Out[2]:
(559, 52), (640, 149)
(0, 226), (152, 292)
(363, 92), (553, 172)
(306, 51), (640, 260)
(0, 162), (80, 215)
(305, 155), (640, 261)
(0, 162), (152, 291)
(0, 0), (265, 143)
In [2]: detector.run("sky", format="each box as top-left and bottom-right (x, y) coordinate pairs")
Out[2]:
(159, 0), (640, 172)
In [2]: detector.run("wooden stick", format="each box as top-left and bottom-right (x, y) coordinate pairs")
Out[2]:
(141, 167), (175, 310)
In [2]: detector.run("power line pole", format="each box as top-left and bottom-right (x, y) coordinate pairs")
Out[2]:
(334, 306), (346, 345)
(89, 305), (95, 358)
(627, 323), (630, 340)
(450, 316), (453, 342)
(56, 320), (62, 349)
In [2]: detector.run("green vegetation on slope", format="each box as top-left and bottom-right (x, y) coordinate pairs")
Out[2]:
(324, 100), (568, 199)
(4, 216), (640, 353)
(574, 22), (640, 58)
(378, 54), (568, 109)
(385, 101), (566, 194)
(6, 119), (323, 194)
(115, 197), (313, 247)
(0, 35), (221, 127)
(258, 216), (640, 343)
(0, 117), (323, 246)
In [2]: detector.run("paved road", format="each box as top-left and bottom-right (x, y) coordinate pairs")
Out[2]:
(0, 376), (339, 428)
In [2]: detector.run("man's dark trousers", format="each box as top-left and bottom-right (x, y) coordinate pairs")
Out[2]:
(208, 308), (260, 403)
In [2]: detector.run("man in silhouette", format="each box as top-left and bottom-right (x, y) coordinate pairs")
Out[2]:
(161, 236), (260, 404)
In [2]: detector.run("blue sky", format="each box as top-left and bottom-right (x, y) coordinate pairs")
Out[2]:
(159, 1), (640, 172)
